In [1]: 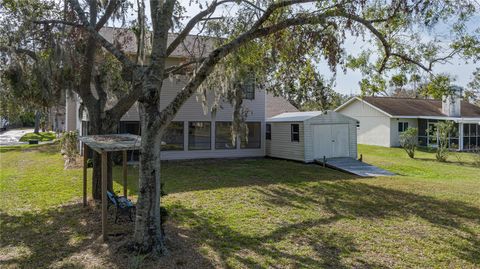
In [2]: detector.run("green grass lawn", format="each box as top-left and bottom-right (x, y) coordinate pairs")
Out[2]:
(19, 132), (56, 142)
(0, 144), (479, 268)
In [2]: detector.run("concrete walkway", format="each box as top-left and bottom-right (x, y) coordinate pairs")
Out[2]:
(0, 128), (34, 146)
(316, 157), (395, 177)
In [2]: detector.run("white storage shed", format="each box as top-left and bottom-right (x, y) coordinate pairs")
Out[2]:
(266, 111), (358, 163)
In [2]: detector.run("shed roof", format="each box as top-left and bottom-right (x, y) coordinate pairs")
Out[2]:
(267, 111), (323, 122)
(78, 134), (141, 153)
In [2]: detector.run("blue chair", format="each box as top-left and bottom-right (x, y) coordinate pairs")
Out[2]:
(107, 191), (134, 223)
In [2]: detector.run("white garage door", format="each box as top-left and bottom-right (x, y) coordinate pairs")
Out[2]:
(313, 124), (349, 159)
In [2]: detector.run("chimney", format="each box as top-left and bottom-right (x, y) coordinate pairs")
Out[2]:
(442, 86), (462, 117)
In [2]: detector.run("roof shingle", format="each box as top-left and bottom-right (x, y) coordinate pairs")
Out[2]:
(266, 93), (299, 118)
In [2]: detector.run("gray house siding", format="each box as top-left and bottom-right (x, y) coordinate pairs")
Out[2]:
(79, 75), (266, 160)
(266, 122), (305, 162)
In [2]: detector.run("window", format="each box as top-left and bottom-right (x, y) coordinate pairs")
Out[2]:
(81, 121), (89, 136)
(398, 122), (409, 132)
(161, 122), (184, 151)
(215, 122), (236, 149)
(266, 124), (271, 140)
(241, 75), (255, 100)
(241, 122), (261, 148)
(291, 124), (300, 142)
(188, 122), (211, 150)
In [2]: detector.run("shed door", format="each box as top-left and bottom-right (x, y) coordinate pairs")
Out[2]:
(313, 125), (332, 159)
(331, 124), (349, 157)
(312, 124), (349, 159)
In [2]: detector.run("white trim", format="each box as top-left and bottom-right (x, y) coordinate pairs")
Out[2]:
(459, 123), (464, 150)
(334, 97), (358, 112)
(335, 97), (393, 117)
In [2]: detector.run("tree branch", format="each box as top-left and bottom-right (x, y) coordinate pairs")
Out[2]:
(68, 0), (136, 70)
(96, 0), (119, 30)
(158, 8), (437, 128)
(166, 0), (236, 56)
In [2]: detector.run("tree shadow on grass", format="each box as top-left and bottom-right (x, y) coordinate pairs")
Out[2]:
(114, 158), (357, 196)
(168, 180), (480, 268)
(0, 203), (214, 269)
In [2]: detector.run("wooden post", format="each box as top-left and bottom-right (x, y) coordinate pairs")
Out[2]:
(123, 150), (127, 197)
(101, 152), (108, 242)
(323, 156), (326, 167)
(83, 144), (88, 207)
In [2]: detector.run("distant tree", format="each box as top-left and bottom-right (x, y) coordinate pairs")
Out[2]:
(0, 50), (64, 132)
(271, 71), (348, 111)
(399, 127), (417, 158)
(466, 68), (480, 106)
(418, 74), (454, 99)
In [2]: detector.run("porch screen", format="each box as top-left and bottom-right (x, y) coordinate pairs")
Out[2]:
(215, 122), (236, 149)
(188, 122), (211, 150)
(241, 122), (261, 149)
(161, 121), (184, 151)
(463, 124), (480, 150)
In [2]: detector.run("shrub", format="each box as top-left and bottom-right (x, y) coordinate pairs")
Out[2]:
(59, 131), (79, 169)
(435, 121), (456, 162)
(399, 127), (417, 158)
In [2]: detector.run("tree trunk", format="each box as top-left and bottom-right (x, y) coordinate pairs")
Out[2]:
(34, 111), (41, 133)
(88, 111), (117, 200)
(133, 102), (166, 254)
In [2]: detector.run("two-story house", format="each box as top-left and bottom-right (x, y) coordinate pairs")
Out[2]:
(65, 28), (300, 160)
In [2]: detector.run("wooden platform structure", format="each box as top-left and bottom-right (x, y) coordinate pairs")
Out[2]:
(79, 134), (141, 242)
(315, 157), (395, 177)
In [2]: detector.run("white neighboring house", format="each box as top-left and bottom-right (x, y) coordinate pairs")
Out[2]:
(266, 111), (358, 162)
(335, 93), (480, 151)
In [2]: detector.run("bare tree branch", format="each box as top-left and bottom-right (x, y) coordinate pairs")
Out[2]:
(166, 0), (236, 56)
(158, 8), (440, 128)
(96, 0), (120, 30)
(68, 0), (136, 70)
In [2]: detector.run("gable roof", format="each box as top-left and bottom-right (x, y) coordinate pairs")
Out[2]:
(336, 96), (480, 118)
(267, 111), (323, 122)
(266, 93), (299, 118)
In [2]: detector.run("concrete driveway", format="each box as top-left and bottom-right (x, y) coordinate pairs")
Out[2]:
(0, 128), (34, 146)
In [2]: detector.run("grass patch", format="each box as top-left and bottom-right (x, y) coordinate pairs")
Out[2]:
(19, 132), (56, 142)
(0, 144), (479, 268)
